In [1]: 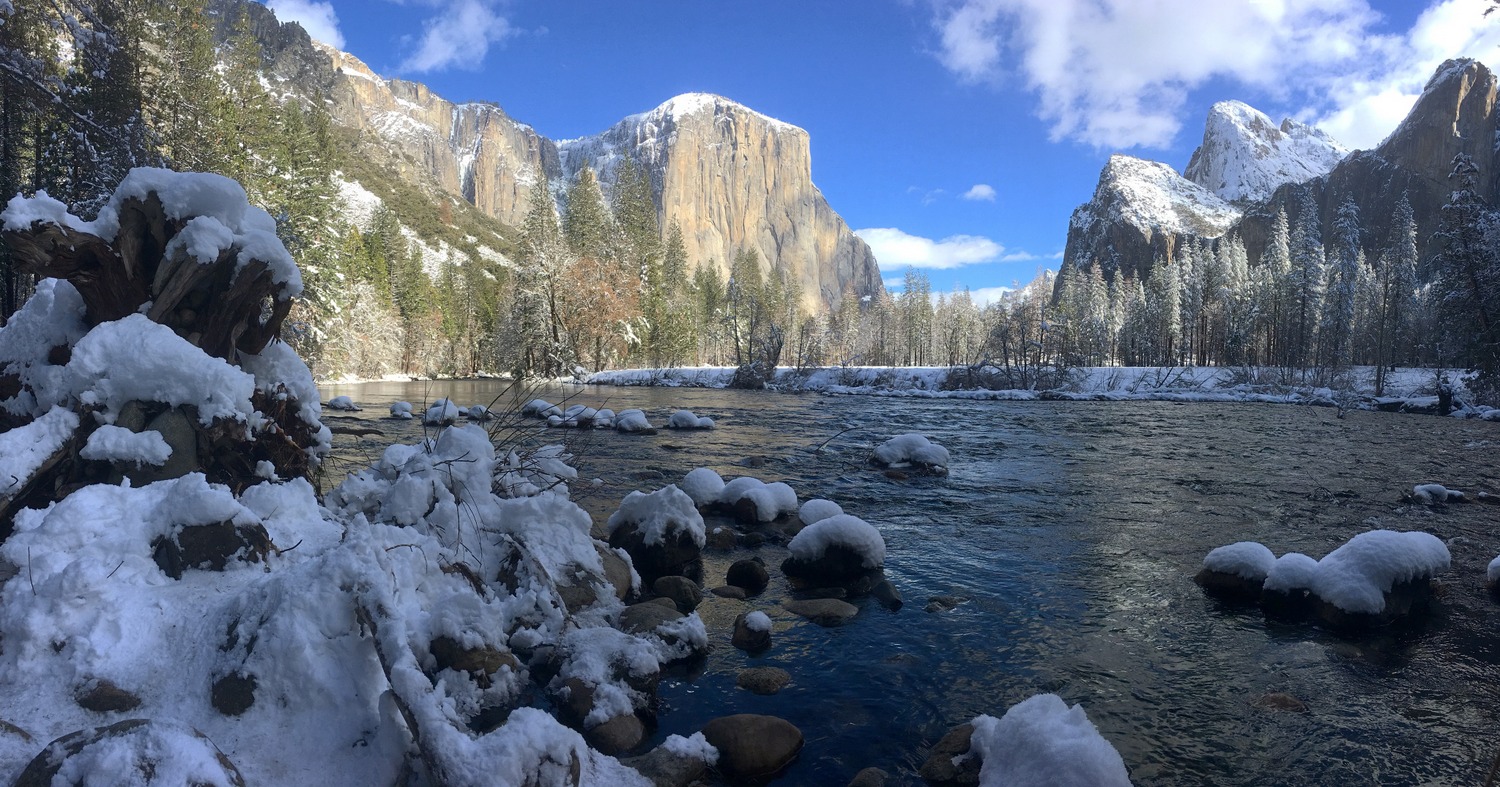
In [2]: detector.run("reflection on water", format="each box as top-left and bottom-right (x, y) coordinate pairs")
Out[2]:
(322, 381), (1500, 785)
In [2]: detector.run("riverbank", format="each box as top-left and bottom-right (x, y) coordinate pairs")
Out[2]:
(585, 365), (1500, 419)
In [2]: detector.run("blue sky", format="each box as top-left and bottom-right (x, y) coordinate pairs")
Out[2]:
(261, 0), (1499, 304)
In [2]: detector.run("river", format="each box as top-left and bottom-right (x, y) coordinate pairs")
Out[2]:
(319, 379), (1500, 786)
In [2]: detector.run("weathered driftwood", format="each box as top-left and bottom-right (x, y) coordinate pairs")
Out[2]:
(3, 193), (292, 362)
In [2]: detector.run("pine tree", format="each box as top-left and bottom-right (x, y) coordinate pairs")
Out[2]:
(1287, 195), (1325, 372)
(1261, 206), (1292, 366)
(1318, 197), (1361, 376)
(1433, 154), (1500, 396)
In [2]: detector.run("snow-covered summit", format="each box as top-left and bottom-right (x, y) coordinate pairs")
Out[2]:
(1184, 100), (1348, 204)
(557, 93), (800, 182)
(1071, 155), (1241, 239)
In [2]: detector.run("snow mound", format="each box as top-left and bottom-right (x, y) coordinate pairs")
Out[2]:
(606, 485), (706, 548)
(799, 499), (843, 526)
(522, 399), (561, 418)
(390, 401), (413, 419)
(328, 395), (360, 411)
(1263, 552), (1318, 593)
(1412, 483), (1463, 504)
(788, 514), (886, 569)
(662, 731), (719, 765)
(1310, 530), (1450, 614)
(680, 468), (725, 507)
(80, 424), (171, 467)
(667, 410), (715, 429)
(873, 433), (949, 469)
(614, 409), (654, 433)
(1202, 541), (1276, 581)
(424, 398), (460, 425)
(744, 610), (772, 633)
(969, 694), (1131, 787)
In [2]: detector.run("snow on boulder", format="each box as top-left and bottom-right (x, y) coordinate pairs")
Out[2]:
(782, 514), (886, 589)
(1261, 552), (1320, 618)
(667, 409), (715, 429)
(1411, 483), (1465, 505)
(967, 694), (1132, 787)
(594, 408), (615, 428)
(80, 424), (171, 467)
(614, 409), (656, 434)
(719, 477), (798, 524)
(466, 405), (494, 422)
(327, 395), (360, 411)
(423, 398), (460, 426)
(798, 499), (843, 526)
(1310, 530), (1449, 625)
(871, 433), (949, 473)
(681, 468), (725, 508)
(389, 401), (413, 419)
(606, 485), (706, 584)
(522, 398), (561, 418)
(1194, 541), (1276, 603)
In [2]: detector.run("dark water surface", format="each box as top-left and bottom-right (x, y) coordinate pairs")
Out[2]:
(321, 380), (1500, 786)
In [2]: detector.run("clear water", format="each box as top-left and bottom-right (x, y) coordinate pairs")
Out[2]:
(321, 380), (1500, 786)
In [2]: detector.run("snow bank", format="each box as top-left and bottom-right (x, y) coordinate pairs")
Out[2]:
(1202, 541), (1276, 581)
(968, 694), (1131, 787)
(1309, 530), (1450, 614)
(606, 485), (706, 548)
(788, 514), (886, 569)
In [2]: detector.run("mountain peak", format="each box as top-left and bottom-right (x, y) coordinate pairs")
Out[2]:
(627, 92), (802, 134)
(1184, 100), (1346, 204)
(1087, 154), (1241, 237)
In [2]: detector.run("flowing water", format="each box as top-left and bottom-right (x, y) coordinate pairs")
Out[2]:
(320, 380), (1500, 786)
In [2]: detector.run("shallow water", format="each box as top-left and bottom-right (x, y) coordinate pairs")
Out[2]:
(321, 380), (1500, 786)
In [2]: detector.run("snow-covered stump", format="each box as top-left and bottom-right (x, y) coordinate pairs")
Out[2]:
(0, 171), (326, 535)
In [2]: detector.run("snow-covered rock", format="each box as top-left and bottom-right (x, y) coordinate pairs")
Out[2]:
(798, 499), (843, 526)
(872, 433), (949, 472)
(667, 409), (715, 429)
(606, 485), (705, 584)
(1411, 483), (1465, 505)
(389, 401), (413, 419)
(967, 694), (1131, 787)
(613, 409), (655, 433)
(1310, 530), (1449, 618)
(1195, 541), (1277, 602)
(423, 398), (460, 426)
(1184, 100), (1348, 204)
(328, 395), (360, 411)
(680, 468), (725, 508)
(782, 514), (886, 589)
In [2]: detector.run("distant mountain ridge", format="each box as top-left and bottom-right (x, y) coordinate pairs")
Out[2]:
(1062, 58), (1499, 283)
(212, 0), (883, 311)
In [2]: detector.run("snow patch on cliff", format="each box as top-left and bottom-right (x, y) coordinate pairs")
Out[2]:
(1184, 101), (1348, 204)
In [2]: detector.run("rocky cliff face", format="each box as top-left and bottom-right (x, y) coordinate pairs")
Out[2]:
(1063, 155), (1241, 281)
(212, 0), (881, 310)
(1184, 101), (1348, 204)
(558, 94), (882, 309)
(1064, 59), (1498, 284)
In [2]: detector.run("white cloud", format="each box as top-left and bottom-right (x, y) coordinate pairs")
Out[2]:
(966, 286), (1014, 308)
(882, 277), (905, 290)
(931, 0), (1390, 149)
(962, 183), (997, 201)
(1311, 0), (1500, 149)
(856, 227), (1003, 270)
(267, 0), (345, 49)
(398, 0), (516, 73)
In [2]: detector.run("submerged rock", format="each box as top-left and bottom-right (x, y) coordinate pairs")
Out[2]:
(726, 558), (770, 595)
(736, 666), (791, 695)
(784, 598), (858, 626)
(701, 714), (803, 780)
